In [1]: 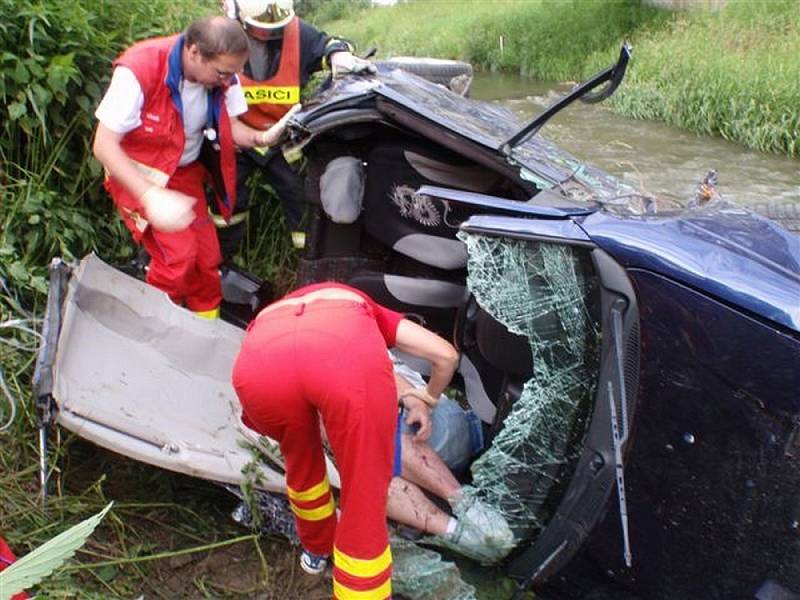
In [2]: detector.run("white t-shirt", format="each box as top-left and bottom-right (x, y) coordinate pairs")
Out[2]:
(95, 66), (248, 166)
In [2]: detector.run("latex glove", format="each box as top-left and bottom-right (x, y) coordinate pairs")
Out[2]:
(257, 103), (302, 147)
(330, 51), (376, 78)
(139, 186), (196, 232)
(401, 394), (432, 442)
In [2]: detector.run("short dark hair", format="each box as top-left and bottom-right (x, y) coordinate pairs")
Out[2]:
(185, 15), (249, 59)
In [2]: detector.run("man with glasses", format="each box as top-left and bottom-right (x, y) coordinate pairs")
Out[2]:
(93, 16), (297, 319)
(216, 0), (374, 256)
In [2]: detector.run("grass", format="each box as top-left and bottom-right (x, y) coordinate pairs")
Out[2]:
(321, 0), (800, 157)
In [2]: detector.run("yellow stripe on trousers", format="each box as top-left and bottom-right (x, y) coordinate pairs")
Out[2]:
(333, 576), (391, 600)
(290, 496), (336, 521)
(334, 545), (392, 579)
(287, 476), (330, 502)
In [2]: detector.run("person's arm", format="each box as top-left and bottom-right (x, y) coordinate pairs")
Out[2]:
(229, 103), (301, 149)
(93, 123), (195, 232)
(298, 20), (352, 77)
(93, 124), (154, 201)
(393, 319), (459, 401)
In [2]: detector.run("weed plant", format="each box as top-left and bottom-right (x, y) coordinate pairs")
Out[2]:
(0, 0), (215, 306)
(326, 0), (799, 157)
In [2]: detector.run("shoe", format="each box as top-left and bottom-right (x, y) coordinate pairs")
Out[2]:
(459, 497), (513, 547)
(300, 549), (328, 575)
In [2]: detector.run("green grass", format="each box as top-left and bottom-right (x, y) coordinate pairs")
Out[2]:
(322, 0), (800, 157)
(597, 0), (800, 156)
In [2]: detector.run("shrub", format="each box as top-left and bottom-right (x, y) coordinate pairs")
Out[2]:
(0, 0), (215, 305)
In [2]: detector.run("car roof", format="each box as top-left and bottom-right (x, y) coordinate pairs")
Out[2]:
(307, 68), (643, 205)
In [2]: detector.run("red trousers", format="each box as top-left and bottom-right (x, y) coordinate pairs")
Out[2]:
(232, 301), (396, 599)
(109, 162), (222, 312)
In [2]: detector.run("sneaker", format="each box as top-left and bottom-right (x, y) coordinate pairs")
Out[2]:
(300, 549), (328, 575)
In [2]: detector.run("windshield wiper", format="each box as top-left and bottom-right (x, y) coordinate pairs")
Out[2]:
(500, 42), (632, 155)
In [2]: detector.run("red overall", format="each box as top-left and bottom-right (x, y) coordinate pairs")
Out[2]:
(103, 35), (237, 312)
(232, 284), (402, 600)
(238, 17), (301, 130)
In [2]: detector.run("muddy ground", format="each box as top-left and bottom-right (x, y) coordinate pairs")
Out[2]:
(58, 440), (331, 599)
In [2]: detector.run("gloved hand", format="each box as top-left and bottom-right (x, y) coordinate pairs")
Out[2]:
(257, 103), (302, 147)
(139, 186), (196, 232)
(330, 51), (376, 78)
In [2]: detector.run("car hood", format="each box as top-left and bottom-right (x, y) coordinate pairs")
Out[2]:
(580, 201), (800, 333)
(302, 68), (639, 205)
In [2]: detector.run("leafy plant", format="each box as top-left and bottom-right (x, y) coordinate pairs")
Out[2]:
(0, 502), (113, 600)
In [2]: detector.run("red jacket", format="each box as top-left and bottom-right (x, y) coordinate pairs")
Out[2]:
(104, 34), (237, 230)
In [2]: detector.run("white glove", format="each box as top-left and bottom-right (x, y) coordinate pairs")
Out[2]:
(139, 186), (196, 232)
(330, 52), (376, 78)
(258, 103), (302, 147)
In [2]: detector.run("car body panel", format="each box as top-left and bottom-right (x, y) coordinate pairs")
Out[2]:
(301, 68), (642, 203)
(580, 204), (800, 333)
(52, 254), (291, 492)
(550, 269), (800, 599)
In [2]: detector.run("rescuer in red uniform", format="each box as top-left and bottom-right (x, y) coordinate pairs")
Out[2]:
(93, 16), (297, 318)
(232, 282), (458, 599)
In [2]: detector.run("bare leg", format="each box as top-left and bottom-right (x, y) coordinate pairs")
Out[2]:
(400, 433), (461, 501)
(387, 477), (451, 535)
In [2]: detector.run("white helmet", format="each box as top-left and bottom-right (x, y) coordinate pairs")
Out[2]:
(223, 0), (295, 30)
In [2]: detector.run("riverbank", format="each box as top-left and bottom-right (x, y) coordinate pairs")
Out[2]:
(319, 0), (800, 158)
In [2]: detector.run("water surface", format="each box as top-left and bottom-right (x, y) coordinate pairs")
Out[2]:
(471, 72), (799, 208)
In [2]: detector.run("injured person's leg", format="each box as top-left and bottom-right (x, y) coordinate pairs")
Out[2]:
(388, 371), (514, 562)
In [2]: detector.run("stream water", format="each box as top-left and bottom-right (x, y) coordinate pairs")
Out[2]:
(471, 72), (799, 210)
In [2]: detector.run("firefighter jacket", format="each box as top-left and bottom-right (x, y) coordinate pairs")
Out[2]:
(238, 17), (352, 130)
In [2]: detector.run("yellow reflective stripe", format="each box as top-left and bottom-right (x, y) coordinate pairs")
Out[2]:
(333, 545), (391, 579)
(242, 85), (300, 105)
(287, 476), (330, 502)
(290, 496), (336, 521)
(333, 576), (391, 600)
(253, 145), (269, 156)
(194, 307), (220, 320)
(130, 159), (169, 188)
(291, 231), (306, 249)
(282, 145), (304, 164)
(210, 210), (249, 228)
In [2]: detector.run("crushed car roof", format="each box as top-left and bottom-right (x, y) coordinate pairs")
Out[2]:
(302, 67), (642, 205)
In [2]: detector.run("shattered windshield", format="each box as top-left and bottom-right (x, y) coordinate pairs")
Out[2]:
(431, 232), (601, 560)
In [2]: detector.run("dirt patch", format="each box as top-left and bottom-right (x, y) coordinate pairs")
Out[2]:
(57, 440), (331, 599)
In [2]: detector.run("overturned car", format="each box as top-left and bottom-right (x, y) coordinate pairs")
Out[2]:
(34, 46), (800, 599)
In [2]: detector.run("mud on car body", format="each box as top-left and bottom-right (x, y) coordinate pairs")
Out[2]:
(35, 47), (800, 599)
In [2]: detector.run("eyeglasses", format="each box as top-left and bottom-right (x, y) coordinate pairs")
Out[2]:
(202, 58), (237, 81)
(211, 66), (237, 81)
